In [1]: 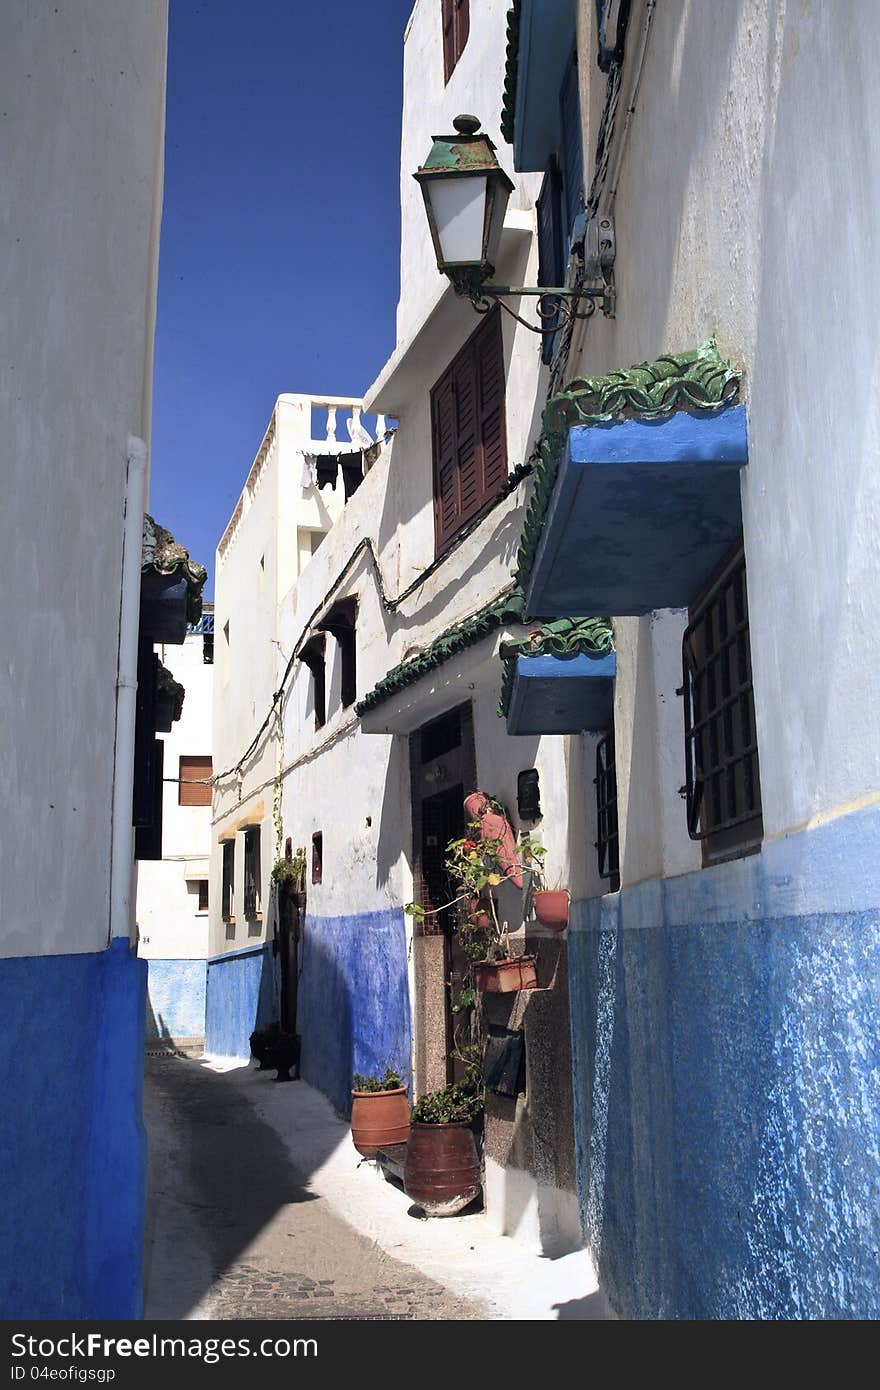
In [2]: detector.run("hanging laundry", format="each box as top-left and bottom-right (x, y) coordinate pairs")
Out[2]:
(314, 453), (339, 490)
(301, 453), (318, 489)
(341, 452), (364, 501)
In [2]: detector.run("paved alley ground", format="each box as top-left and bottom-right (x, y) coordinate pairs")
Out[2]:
(143, 1053), (610, 1321)
(143, 1054), (485, 1319)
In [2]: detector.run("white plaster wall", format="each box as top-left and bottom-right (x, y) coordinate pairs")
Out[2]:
(137, 629), (212, 959)
(567, 0), (880, 880)
(211, 398), (358, 956)
(0, 1), (168, 958)
(397, 0), (541, 348)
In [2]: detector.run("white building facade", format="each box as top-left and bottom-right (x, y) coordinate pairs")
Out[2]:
(501, 0), (880, 1319)
(137, 612), (214, 1045)
(0, 1), (170, 1318)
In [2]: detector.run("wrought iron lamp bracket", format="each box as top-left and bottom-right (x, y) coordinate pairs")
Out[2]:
(468, 281), (615, 333)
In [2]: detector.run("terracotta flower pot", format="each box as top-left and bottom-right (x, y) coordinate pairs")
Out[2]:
(404, 1121), (481, 1216)
(474, 955), (538, 994)
(532, 889), (570, 931)
(350, 1086), (411, 1158)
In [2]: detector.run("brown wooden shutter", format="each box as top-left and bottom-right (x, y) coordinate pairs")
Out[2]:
(431, 309), (507, 553)
(455, 0), (469, 61)
(432, 370), (459, 549)
(442, 0), (455, 82)
(179, 754), (212, 807)
(477, 311), (507, 494)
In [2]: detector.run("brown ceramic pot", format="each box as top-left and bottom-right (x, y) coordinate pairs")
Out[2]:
(532, 889), (570, 931)
(404, 1121), (481, 1217)
(350, 1086), (411, 1159)
(474, 955), (538, 993)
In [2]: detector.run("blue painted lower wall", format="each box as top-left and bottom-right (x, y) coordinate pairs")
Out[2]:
(568, 804), (880, 1319)
(145, 958), (207, 1038)
(0, 938), (147, 1320)
(298, 908), (412, 1117)
(205, 943), (278, 1061)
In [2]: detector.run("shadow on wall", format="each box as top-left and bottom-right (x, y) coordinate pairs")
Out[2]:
(297, 906), (412, 1118)
(205, 943), (279, 1062)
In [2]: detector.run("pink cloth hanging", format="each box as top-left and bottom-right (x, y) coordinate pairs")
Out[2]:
(463, 791), (523, 890)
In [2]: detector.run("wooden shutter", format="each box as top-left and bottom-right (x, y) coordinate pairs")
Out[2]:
(442, 0), (469, 83)
(454, 0), (469, 62)
(179, 754), (212, 807)
(559, 50), (584, 236)
(477, 310), (507, 494)
(431, 310), (507, 552)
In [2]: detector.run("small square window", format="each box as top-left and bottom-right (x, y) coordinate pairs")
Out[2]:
(179, 755), (212, 807)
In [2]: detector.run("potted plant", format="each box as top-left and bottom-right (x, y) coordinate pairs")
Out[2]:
(350, 1065), (411, 1158)
(405, 791), (538, 995)
(518, 832), (570, 932)
(403, 1061), (483, 1217)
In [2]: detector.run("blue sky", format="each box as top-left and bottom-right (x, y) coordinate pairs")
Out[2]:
(150, 0), (415, 596)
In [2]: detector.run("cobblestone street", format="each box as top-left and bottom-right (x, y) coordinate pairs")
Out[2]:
(143, 1054), (486, 1320)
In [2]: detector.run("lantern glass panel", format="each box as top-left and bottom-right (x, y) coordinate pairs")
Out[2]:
(429, 173), (487, 266)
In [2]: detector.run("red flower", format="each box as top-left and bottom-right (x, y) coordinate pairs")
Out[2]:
(462, 839), (477, 850)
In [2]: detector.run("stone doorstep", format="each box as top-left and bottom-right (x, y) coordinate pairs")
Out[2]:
(375, 1142), (408, 1186)
(145, 1036), (204, 1057)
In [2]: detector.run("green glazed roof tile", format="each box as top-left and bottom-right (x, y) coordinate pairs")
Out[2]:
(498, 616), (614, 716)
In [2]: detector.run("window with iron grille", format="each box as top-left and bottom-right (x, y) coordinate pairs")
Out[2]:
(441, 0), (469, 83)
(595, 729), (620, 891)
(682, 538), (763, 863)
(243, 826), (261, 919)
(221, 839), (235, 924)
(431, 308), (507, 555)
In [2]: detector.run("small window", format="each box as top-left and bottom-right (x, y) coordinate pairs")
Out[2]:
(203, 631), (214, 664)
(595, 730), (620, 891)
(441, 0), (469, 83)
(682, 538), (763, 864)
(431, 308), (507, 554)
(300, 634), (326, 730)
(221, 840), (235, 924)
(517, 768), (541, 822)
(312, 832), (323, 885)
(318, 597), (357, 710)
(179, 755), (212, 807)
(243, 826), (262, 919)
(197, 880), (209, 913)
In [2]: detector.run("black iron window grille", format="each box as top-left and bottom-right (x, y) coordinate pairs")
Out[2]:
(243, 826), (261, 919)
(682, 538), (763, 863)
(595, 728), (620, 891)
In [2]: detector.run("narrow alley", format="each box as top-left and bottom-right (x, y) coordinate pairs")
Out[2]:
(143, 1053), (608, 1321)
(143, 1053), (485, 1320)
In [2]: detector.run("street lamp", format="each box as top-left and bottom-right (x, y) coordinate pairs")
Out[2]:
(414, 115), (615, 332)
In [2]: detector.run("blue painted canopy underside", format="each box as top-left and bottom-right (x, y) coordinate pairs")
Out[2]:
(506, 650), (617, 735)
(526, 406), (749, 617)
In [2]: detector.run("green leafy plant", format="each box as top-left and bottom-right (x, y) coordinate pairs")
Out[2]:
(271, 849), (306, 891)
(352, 1066), (405, 1093)
(411, 1078), (483, 1125)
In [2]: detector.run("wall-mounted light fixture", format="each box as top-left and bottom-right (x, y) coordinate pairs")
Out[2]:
(414, 115), (615, 333)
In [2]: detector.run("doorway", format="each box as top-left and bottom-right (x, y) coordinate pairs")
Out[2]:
(409, 703), (476, 1090)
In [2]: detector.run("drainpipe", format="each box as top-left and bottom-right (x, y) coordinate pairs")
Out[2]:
(108, 435), (148, 944)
